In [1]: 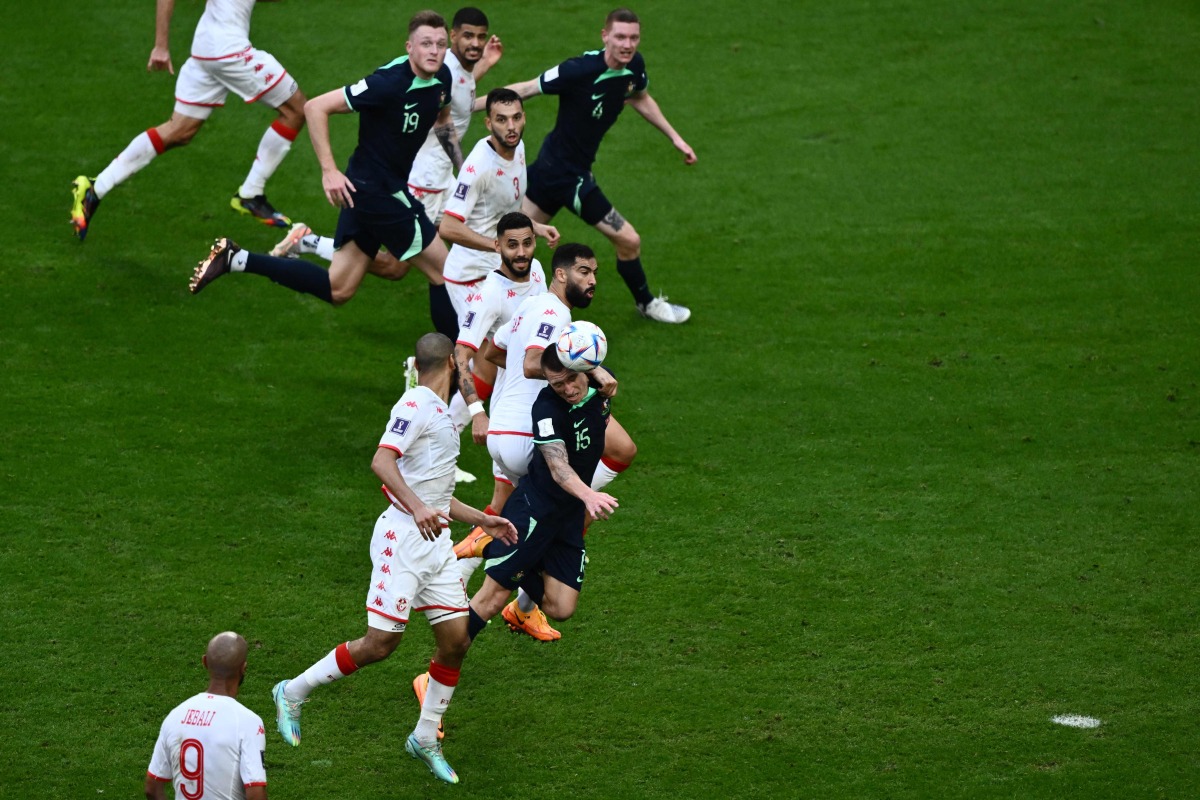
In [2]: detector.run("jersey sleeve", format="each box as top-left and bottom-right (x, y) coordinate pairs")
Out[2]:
(343, 68), (398, 113)
(443, 146), (488, 222)
(456, 291), (497, 352)
(538, 54), (590, 96)
(527, 317), (562, 352)
(494, 312), (515, 351)
(531, 393), (568, 445)
(379, 398), (429, 454)
(239, 714), (268, 787)
(146, 724), (172, 782)
(632, 54), (649, 94)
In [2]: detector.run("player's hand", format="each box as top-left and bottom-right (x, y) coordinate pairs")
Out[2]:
(481, 36), (503, 68)
(470, 411), (489, 445)
(148, 47), (174, 74)
(480, 514), (518, 546)
(591, 367), (618, 398)
(674, 138), (697, 165)
(533, 221), (560, 249)
(411, 503), (452, 541)
(582, 489), (619, 521)
(322, 169), (357, 208)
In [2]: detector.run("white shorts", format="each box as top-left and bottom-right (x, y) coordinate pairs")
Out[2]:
(174, 47), (298, 120)
(444, 245), (500, 288)
(446, 276), (486, 323)
(409, 186), (448, 227)
(365, 506), (468, 633)
(486, 432), (533, 486)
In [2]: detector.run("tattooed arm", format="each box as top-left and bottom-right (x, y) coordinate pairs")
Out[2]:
(432, 104), (463, 172)
(455, 342), (489, 444)
(537, 440), (619, 520)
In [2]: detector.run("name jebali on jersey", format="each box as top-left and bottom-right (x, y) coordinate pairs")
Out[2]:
(377, 385), (460, 514)
(442, 139), (528, 284)
(536, 50), (649, 172)
(147, 693), (267, 800)
(342, 58), (452, 195)
(488, 293), (572, 434)
(408, 50), (475, 193)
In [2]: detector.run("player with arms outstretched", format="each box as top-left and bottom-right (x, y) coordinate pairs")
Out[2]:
(73, 0), (306, 240)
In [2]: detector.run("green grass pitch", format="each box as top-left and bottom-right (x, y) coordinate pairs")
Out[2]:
(3, 1), (1199, 797)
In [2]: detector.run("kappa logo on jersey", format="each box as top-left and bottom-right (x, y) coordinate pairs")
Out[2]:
(350, 79), (368, 96)
(257, 725), (265, 735)
(391, 417), (412, 435)
(497, 168), (505, 176)
(254, 63), (264, 73)
(264, 72), (275, 84)
(373, 596), (384, 607)
(543, 308), (559, 316)
(405, 400), (419, 408)
(383, 547), (393, 557)
(464, 311), (476, 328)
(454, 182), (469, 200)
(381, 563), (392, 574)
(536, 322), (555, 341)
(376, 581), (385, 590)
(385, 530), (397, 541)
(465, 165), (476, 175)
(507, 289), (517, 298)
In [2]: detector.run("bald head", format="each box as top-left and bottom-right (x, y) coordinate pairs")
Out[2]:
(414, 332), (454, 374)
(204, 631), (248, 679)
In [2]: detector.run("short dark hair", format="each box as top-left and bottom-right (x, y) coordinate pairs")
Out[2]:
(540, 345), (569, 376)
(605, 8), (639, 28)
(496, 211), (534, 237)
(409, 10), (447, 36)
(552, 243), (596, 273)
(452, 7), (488, 29)
(486, 87), (522, 115)
(414, 332), (453, 373)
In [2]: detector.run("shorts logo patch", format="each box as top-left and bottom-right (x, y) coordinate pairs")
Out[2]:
(390, 417), (411, 435)
(464, 311), (476, 329)
(536, 322), (554, 341)
(537, 418), (556, 437)
(454, 182), (469, 200)
(350, 79), (368, 96)
(396, 597), (408, 614)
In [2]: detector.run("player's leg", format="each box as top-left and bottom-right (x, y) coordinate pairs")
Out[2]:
(594, 415), (636, 491)
(528, 524), (588, 622)
(407, 614), (468, 784)
(408, 235), (457, 339)
(538, 575), (582, 621)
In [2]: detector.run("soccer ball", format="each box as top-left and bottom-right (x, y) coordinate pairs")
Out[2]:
(556, 320), (608, 371)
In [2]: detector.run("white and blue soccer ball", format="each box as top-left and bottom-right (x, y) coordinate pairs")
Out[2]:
(556, 320), (608, 371)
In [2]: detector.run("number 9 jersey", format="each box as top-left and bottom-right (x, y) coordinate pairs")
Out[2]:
(147, 693), (267, 800)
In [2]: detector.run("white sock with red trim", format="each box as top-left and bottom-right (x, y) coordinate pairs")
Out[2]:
(238, 120), (298, 198)
(590, 456), (629, 491)
(414, 661), (459, 744)
(94, 129), (165, 199)
(285, 642), (358, 702)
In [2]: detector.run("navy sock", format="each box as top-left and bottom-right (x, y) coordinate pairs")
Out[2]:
(429, 283), (458, 339)
(244, 252), (333, 304)
(616, 258), (654, 306)
(467, 606), (487, 641)
(519, 572), (545, 606)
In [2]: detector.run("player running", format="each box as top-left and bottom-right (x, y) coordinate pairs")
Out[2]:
(145, 632), (268, 800)
(72, 0), (305, 240)
(270, 333), (517, 785)
(491, 8), (696, 323)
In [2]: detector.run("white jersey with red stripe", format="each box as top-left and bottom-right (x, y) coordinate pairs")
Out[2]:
(191, 0), (255, 59)
(488, 292), (571, 434)
(456, 261), (547, 354)
(147, 692), (267, 800)
(441, 139), (528, 284)
(377, 385), (459, 513)
(408, 51), (475, 193)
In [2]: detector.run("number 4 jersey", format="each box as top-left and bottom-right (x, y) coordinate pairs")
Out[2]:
(147, 692), (267, 800)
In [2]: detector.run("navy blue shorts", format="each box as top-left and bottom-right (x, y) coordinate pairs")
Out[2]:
(333, 187), (437, 261)
(525, 158), (612, 227)
(483, 489), (588, 592)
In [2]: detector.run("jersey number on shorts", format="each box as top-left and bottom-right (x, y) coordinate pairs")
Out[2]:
(403, 111), (421, 134)
(179, 738), (205, 800)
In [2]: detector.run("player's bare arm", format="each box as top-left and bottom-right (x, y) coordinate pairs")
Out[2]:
(144, 774), (167, 800)
(454, 343), (490, 445)
(449, 498), (518, 545)
(523, 346), (546, 379)
(245, 785), (267, 800)
(440, 214), (497, 253)
(626, 91), (697, 165)
(589, 366), (619, 398)
(433, 106), (464, 172)
(371, 447), (450, 539)
(538, 440), (619, 520)
(481, 339), (506, 369)
(473, 77), (540, 112)
(304, 89), (357, 207)
(532, 221), (560, 248)
(473, 35), (503, 81)
(149, 0), (175, 74)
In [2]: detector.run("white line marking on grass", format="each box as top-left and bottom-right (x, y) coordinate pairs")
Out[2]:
(1051, 714), (1101, 728)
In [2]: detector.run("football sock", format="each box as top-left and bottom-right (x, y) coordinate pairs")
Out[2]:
(591, 456), (629, 491)
(459, 555), (482, 584)
(244, 252), (334, 303)
(94, 129), (164, 199)
(616, 257), (654, 307)
(301, 234), (336, 261)
(414, 661), (459, 744)
(517, 587), (536, 613)
(238, 120), (298, 199)
(467, 607), (487, 640)
(429, 284), (458, 339)
(286, 642), (358, 701)
(229, 249), (250, 272)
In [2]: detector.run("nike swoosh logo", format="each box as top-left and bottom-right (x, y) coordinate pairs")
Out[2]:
(591, 93), (604, 100)
(573, 419), (585, 428)
(405, 102), (418, 109)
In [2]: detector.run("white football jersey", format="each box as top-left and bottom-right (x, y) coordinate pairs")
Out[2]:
(442, 139), (528, 283)
(191, 0), (255, 59)
(147, 692), (267, 800)
(408, 51), (475, 193)
(455, 261), (546, 353)
(377, 385), (459, 513)
(488, 292), (571, 434)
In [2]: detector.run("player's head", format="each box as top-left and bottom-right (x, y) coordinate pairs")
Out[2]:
(450, 7), (490, 66)
(485, 88), (525, 152)
(496, 212), (535, 280)
(542, 347), (590, 404)
(407, 11), (449, 78)
(415, 332), (455, 376)
(602, 8), (641, 66)
(551, 243), (598, 309)
(203, 631), (248, 686)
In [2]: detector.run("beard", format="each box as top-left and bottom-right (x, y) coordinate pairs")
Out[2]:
(566, 281), (594, 309)
(501, 252), (531, 278)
